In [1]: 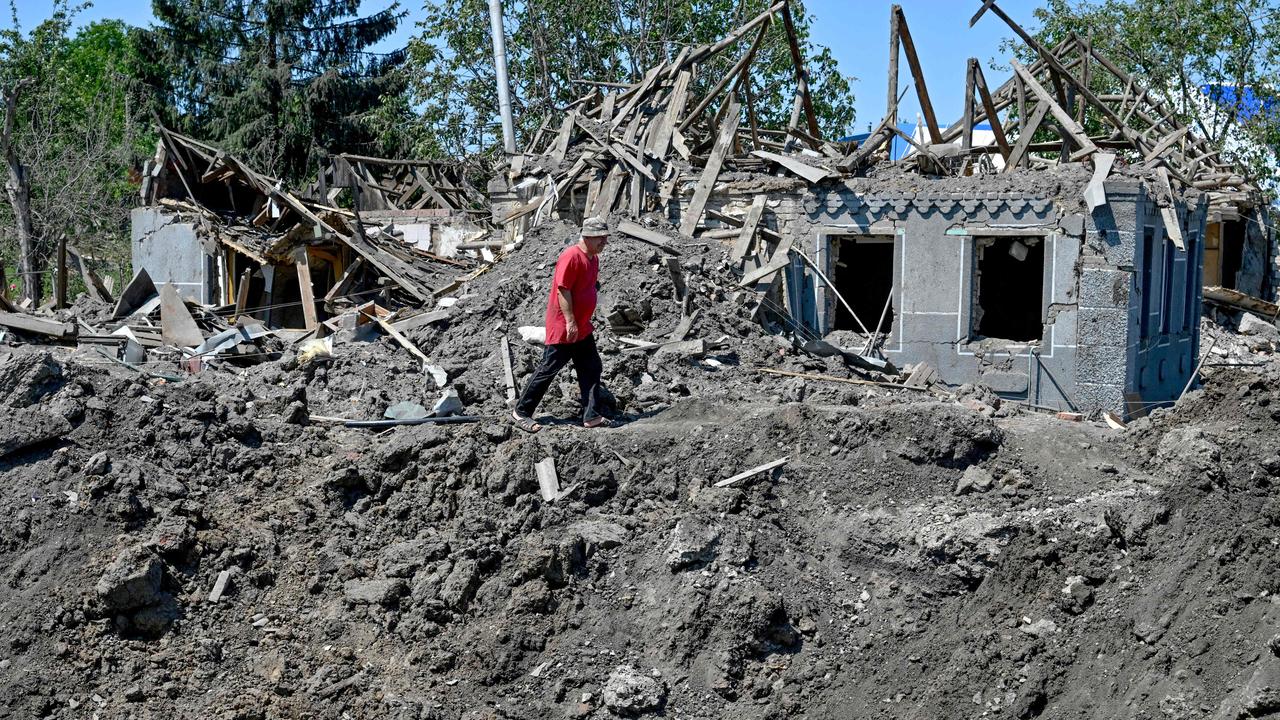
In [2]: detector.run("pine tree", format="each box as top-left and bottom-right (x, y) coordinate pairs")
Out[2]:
(145, 0), (407, 181)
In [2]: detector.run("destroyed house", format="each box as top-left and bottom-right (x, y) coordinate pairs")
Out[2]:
(498, 0), (1266, 419)
(131, 129), (488, 331)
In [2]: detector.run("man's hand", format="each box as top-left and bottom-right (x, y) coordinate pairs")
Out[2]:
(564, 319), (579, 343)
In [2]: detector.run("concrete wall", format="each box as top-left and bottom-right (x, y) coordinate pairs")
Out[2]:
(699, 178), (1206, 418)
(130, 207), (216, 303)
(362, 210), (487, 257)
(1087, 181), (1207, 416)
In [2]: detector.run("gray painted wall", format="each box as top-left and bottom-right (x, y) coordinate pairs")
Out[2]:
(130, 207), (217, 303)
(701, 179), (1206, 418)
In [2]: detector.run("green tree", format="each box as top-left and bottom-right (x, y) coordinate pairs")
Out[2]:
(406, 0), (857, 158)
(144, 0), (409, 181)
(0, 4), (147, 303)
(1010, 0), (1280, 189)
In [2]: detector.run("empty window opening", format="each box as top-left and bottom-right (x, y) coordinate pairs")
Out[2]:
(972, 237), (1044, 342)
(1139, 227), (1155, 339)
(1183, 233), (1199, 332)
(1220, 219), (1245, 290)
(1160, 237), (1176, 335)
(831, 236), (895, 334)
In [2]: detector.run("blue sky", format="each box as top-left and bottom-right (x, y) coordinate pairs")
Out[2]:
(9, 0), (1046, 133)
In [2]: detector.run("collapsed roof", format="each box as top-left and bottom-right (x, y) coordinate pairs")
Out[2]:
(503, 0), (1263, 232)
(144, 127), (481, 315)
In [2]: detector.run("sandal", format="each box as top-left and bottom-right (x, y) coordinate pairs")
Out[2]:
(511, 411), (542, 433)
(583, 416), (608, 428)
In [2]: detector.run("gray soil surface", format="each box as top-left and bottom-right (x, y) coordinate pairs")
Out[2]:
(2, 219), (1279, 719)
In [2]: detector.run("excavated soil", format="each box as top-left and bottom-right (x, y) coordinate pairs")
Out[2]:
(2, 219), (1280, 720)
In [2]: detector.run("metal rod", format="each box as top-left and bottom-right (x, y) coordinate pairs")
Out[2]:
(861, 285), (895, 355)
(1178, 336), (1217, 401)
(488, 0), (517, 154)
(791, 247), (872, 336)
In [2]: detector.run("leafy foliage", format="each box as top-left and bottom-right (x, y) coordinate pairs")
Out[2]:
(405, 0), (857, 158)
(0, 3), (149, 298)
(1010, 0), (1280, 190)
(142, 0), (409, 181)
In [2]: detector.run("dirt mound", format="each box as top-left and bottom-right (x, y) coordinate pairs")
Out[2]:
(0, 334), (1278, 718)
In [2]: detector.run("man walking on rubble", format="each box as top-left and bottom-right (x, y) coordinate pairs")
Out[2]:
(511, 217), (610, 433)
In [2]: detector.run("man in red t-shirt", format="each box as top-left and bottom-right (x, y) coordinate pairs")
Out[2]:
(512, 217), (609, 432)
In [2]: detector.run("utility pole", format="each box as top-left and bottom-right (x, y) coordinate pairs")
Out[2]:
(488, 0), (517, 154)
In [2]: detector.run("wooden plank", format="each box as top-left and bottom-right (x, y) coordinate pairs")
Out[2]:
(551, 111), (575, 161)
(972, 62), (1011, 158)
(758, 366), (929, 391)
(709, 207), (782, 243)
(391, 308), (450, 333)
(731, 195), (767, 261)
(679, 19), (771, 134)
(886, 5), (901, 127)
(159, 283), (204, 347)
(750, 150), (829, 183)
(294, 247), (318, 331)
(535, 457), (560, 502)
(1010, 61), (1097, 158)
(1143, 126), (1190, 162)
(714, 456), (788, 488)
(780, 2), (821, 139)
(962, 58), (977, 152)
(680, 97), (741, 236)
(616, 221), (682, 255)
(67, 244), (112, 304)
(1003, 101), (1049, 172)
(232, 267), (252, 322)
(895, 6), (942, 143)
(648, 70), (690, 158)
(500, 337), (517, 403)
(55, 234), (67, 309)
(739, 252), (791, 286)
(0, 311), (74, 339)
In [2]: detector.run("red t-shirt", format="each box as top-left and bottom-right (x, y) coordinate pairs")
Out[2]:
(544, 244), (599, 345)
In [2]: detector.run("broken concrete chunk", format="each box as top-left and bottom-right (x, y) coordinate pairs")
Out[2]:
(82, 450), (111, 476)
(342, 578), (406, 606)
(664, 519), (719, 571)
(384, 401), (429, 421)
(208, 570), (232, 603)
(96, 546), (164, 612)
(380, 537), (449, 578)
(0, 409), (71, 458)
(439, 559), (480, 610)
(424, 364), (448, 388)
(1239, 312), (1280, 340)
(602, 665), (666, 716)
(955, 466), (995, 495)
(431, 388), (463, 417)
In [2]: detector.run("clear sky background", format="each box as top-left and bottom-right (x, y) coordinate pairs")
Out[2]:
(8, 0), (1047, 134)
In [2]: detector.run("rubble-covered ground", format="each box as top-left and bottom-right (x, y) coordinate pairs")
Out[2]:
(2, 221), (1280, 720)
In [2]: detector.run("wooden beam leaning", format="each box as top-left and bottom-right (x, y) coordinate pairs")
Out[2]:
(294, 246), (318, 331)
(978, 3), (1161, 162)
(731, 195), (767, 261)
(679, 19), (770, 134)
(1010, 60), (1097, 160)
(680, 97), (741, 237)
(972, 62), (1012, 159)
(1003, 101), (1049, 172)
(895, 6), (942, 144)
(780, 0), (822, 140)
(886, 5), (901, 128)
(962, 58), (977, 152)
(232, 267), (252, 322)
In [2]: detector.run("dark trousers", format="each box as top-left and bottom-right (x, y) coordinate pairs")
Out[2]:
(515, 334), (602, 422)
